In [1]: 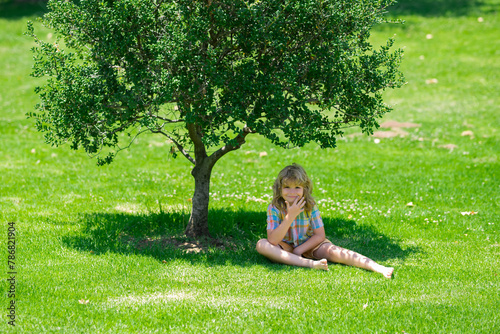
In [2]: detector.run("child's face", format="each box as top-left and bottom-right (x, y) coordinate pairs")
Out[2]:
(281, 180), (304, 204)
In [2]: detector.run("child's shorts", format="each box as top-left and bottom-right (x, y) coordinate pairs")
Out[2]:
(278, 239), (332, 260)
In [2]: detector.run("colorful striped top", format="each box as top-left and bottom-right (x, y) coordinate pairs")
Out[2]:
(266, 203), (324, 247)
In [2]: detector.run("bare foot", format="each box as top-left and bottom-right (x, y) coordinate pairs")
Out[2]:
(377, 266), (394, 279)
(311, 259), (329, 271)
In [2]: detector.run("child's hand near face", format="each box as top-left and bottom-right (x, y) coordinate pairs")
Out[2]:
(285, 196), (305, 219)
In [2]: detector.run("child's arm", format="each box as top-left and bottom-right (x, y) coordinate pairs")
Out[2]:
(292, 226), (326, 256)
(267, 197), (305, 245)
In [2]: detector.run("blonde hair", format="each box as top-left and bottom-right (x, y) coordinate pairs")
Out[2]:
(272, 163), (316, 214)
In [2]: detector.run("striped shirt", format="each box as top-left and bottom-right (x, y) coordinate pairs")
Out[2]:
(266, 203), (324, 247)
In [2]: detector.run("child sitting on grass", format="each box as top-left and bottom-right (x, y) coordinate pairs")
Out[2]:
(256, 163), (394, 279)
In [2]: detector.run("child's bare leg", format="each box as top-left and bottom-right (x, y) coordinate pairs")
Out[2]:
(313, 243), (393, 278)
(256, 239), (328, 271)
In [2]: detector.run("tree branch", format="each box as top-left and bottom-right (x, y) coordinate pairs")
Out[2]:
(152, 115), (185, 123)
(208, 126), (253, 166)
(187, 122), (208, 162)
(153, 129), (196, 165)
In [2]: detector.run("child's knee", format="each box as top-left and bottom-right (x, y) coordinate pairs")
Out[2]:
(256, 239), (269, 254)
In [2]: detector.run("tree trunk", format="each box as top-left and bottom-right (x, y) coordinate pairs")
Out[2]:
(183, 123), (251, 239)
(185, 161), (212, 238)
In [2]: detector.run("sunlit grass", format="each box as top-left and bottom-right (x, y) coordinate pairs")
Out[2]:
(0, 2), (499, 333)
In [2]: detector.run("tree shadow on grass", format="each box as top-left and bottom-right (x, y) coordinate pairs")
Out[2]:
(61, 209), (420, 269)
(61, 209), (266, 268)
(323, 217), (419, 264)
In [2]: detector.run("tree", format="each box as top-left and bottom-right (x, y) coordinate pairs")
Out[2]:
(27, 0), (404, 238)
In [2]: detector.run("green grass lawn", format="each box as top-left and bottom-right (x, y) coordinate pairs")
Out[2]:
(1, 1), (499, 333)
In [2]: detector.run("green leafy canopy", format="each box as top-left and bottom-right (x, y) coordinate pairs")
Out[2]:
(27, 0), (404, 166)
